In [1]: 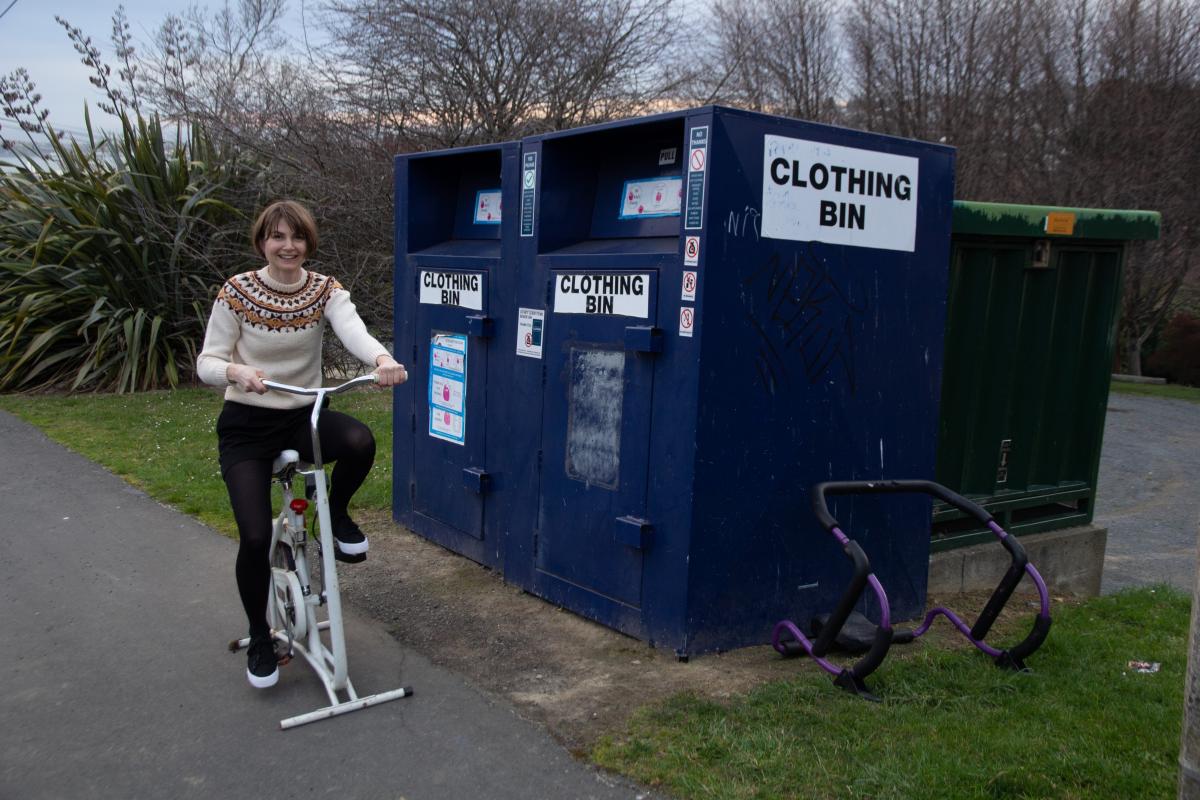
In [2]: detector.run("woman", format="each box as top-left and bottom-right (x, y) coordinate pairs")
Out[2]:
(197, 200), (407, 689)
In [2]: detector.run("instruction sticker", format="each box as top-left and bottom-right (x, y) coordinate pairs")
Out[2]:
(473, 189), (502, 225)
(554, 273), (650, 318)
(679, 306), (695, 337)
(420, 271), (484, 311)
(428, 333), (467, 445)
(516, 307), (545, 359)
(684, 126), (708, 231)
(761, 134), (919, 252)
(681, 271), (697, 301)
(684, 235), (700, 266)
(520, 152), (537, 237)
(619, 177), (682, 219)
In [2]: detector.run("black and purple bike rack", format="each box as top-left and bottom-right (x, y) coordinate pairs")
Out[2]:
(772, 480), (1053, 701)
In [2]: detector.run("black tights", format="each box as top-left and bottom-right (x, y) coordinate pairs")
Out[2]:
(223, 409), (376, 638)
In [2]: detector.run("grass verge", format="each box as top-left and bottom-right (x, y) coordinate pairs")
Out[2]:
(594, 586), (1188, 799)
(0, 387), (394, 536)
(1111, 380), (1200, 404)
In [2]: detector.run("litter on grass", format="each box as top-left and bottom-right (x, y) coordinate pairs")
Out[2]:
(1127, 660), (1161, 674)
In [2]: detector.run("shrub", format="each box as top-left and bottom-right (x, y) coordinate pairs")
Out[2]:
(1145, 312), (1200, 386)
(0, 109), (260, 392)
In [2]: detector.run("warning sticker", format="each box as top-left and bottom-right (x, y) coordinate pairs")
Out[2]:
(520, 152), (537, 237)
(681, 271), (697, 302)
(679, 306), (695, 338)
(684, 235), (700, 266)
(762, 134), (919, 252)
(554, 273), (650, 318)
(619, 177), (682, 219)
(473, 189), (501, 225)
(1044, 212), (1076, 235)
(428, 333), (467, 445)
(684, 126), (709, 231)
(420, 271), (484, 311)
(516, 307), (545, 359)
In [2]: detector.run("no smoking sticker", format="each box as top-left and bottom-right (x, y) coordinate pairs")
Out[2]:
(679, 306), (695, 338)
(681, 271), (697, 301)
(684, 235), (700, 266)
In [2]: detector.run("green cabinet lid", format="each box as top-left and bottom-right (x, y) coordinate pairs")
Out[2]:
(953, 200), (1161, 240)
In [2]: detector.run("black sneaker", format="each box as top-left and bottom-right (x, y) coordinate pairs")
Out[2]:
(246, 634), (279, 689)
(333, 516), (368, 563)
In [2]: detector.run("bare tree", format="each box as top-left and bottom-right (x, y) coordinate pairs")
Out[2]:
(140, 0), (288, 131)
(702, 0), (842, 122)
(321, 0), (684, 147)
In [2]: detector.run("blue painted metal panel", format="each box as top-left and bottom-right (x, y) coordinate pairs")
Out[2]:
(535, 270), (659, 614)
(393, 142), (521, 570)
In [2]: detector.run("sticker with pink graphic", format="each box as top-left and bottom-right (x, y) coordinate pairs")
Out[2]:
(428, 333), (468, 445)
(619, 177), (683, 220)
(473, 189), (502, 225)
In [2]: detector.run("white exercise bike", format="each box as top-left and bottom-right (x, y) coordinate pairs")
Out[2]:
(229, 374), (412, 730)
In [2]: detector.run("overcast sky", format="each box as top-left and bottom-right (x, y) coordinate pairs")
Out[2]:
(0, 0), (311, 136)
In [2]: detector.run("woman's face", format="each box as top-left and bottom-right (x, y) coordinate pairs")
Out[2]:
(262, 220), (308, 278)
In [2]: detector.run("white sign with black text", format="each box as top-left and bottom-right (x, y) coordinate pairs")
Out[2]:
(761, 135), (919, 252)
(553, 273), (650, 318)
(419, 271), (484, 311)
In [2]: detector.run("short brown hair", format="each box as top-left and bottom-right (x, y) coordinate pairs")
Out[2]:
(250, 200), (319, 257)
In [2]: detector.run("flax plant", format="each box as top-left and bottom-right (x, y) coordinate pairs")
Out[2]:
(0, 108), (259, 392)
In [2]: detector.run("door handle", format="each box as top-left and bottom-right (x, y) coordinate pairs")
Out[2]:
(466, 315), (494, 339)
(614, 516), (653, 549)
(624, 326), (663, 353)
(462, 467), (491, 493)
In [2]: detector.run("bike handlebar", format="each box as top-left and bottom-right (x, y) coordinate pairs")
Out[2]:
(261, 375), (378, 468)
(261, 374), (377, 396)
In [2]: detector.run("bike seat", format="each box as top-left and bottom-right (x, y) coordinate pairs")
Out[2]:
(272, 449), (301, 476)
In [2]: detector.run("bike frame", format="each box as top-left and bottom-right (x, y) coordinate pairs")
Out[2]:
(230, 375), (411, 729)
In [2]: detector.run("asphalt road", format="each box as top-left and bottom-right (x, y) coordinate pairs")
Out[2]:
(0, 410), (654, 800)
(1095, 392), (1200, 595)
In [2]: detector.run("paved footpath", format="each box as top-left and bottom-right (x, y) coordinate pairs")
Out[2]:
(0, 411), (654, 800)
(1095, 393), (1200, 595)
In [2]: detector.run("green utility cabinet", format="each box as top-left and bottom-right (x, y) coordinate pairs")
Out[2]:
(933, 201), (1161, 550)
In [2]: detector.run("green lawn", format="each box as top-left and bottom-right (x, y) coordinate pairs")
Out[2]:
(595, 587), (1188, 799)
(0, 387), (1188, 798)
(0, 387), (394, 536)
(1110, 380), (1200, 403)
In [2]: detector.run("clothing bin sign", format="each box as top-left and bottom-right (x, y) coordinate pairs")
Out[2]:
(761, 134), (919, 252)
(428, 333), (468, 445)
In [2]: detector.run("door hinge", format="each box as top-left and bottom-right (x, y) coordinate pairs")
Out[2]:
(532, 530), (539, 557)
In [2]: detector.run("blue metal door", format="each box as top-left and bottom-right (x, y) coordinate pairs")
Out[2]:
(537, 270), (659, 609)
(412, 269), (489, 539)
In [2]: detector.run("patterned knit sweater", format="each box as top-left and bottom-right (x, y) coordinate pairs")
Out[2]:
(196, 267), (390, 410)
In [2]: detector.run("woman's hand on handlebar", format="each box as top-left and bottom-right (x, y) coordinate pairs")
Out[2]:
(373, 356), (409, 387)
(227, 363), (268, 394)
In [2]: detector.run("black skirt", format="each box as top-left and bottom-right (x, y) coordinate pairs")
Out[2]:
(216, 399), (327, 477)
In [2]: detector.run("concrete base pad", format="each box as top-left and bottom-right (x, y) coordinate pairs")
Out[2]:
(928, 525), (1107, 597)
